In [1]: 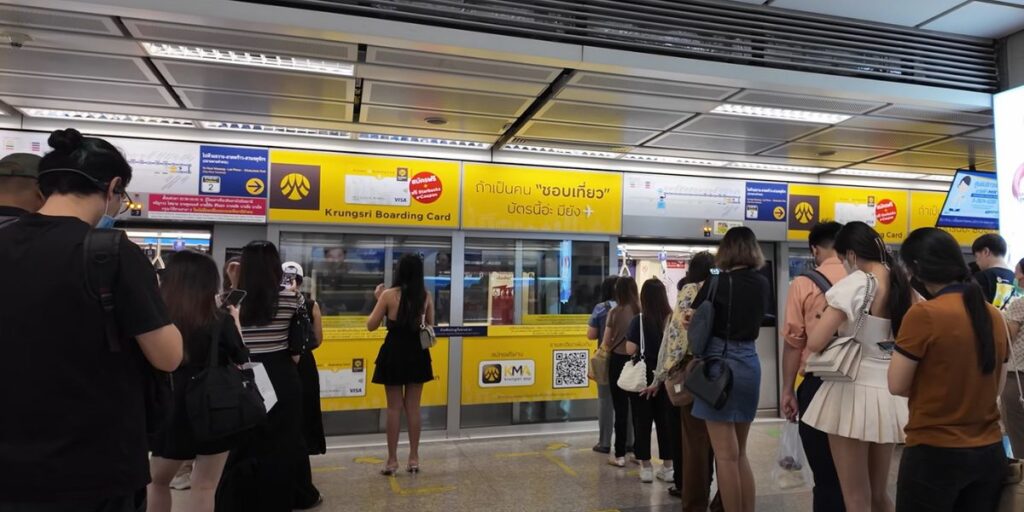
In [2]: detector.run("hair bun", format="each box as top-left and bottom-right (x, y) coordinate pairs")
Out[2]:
(47, 128), (84, 153)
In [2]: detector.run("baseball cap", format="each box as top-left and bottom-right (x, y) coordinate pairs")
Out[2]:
(282, 261), (304, 277)
(0, 153), (41, 178)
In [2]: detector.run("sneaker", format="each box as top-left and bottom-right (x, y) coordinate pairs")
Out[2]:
(640, 467), (654, 483)
(169, 472), (191, 491)
(626, 453), (638, 465)
(592, 444), (611, 454)
(656, 467), (674, 482)
(607, 456), (626, 468)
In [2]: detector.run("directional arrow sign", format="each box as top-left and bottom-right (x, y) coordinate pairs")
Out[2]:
(246, 177), (265, 196)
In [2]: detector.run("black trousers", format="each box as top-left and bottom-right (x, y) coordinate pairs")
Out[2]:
(896, 442), (1007, 512)
(667, 401), (683, 488)
(629, 387), (673, 461)
(0, 489), (145, 512)
(797, 375), (846, 512)
(609, 353), (632, 458)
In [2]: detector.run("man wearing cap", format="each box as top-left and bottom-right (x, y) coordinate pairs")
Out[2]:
(0, 153), (44, 221)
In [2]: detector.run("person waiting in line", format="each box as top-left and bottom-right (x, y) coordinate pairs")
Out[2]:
(1003, 258), (1024, 458)
(649, 251), (723, 510)
(685, 227), (770, 512)
(972, 234), (1018, 309)
(367, 254), (435, 475)
(780, 221), (847, 512)
(890, 228), (1009, 511)
(217, 241), (322, 511)
(587, 275), (633, 455)
(148, 251), (249, 512)
(802, 222), (913, 512)
(0, 128), (183, 510)
(0, 152), (43, 222)
(283, 262), (327, 458)
(624, 278), (675, 483)
(601, 277), (642, 467)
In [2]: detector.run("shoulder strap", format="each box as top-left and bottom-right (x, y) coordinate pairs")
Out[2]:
(802, 269), (833, 294)
(639, 313), (645, 357)
(851, 273), (877, 338)
(706, 273), (720, 302)
(208, 314), (223, 368)
(84, 228), (124, 352)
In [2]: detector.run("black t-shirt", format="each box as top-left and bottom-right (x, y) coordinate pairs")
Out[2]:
(0, 214), (171, 502)
(692, 268), (771, 341)
(180, 313), (249, 370)
(626, 314), (666, 383)
(973, 267), (1017, 308)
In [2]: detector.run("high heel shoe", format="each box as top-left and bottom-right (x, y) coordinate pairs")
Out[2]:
(380, 465), (399, 476)
(406, 463), (420, 474)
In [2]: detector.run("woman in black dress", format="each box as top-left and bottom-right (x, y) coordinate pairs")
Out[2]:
(367, 254), (434, 475)
(148, 251), (248, 512)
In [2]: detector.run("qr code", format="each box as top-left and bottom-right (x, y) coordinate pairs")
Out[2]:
(553, 350), (589, 389)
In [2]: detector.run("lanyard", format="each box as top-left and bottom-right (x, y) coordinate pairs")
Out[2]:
(934, 284), (967, 297)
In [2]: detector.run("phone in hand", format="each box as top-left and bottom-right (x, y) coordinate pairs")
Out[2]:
(222, 289), (247, 308)
(876, 341), (895, 353)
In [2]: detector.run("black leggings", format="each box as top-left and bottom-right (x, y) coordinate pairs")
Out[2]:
(629, 388), (673, 461)
(609, 353), (632, 458)
(896, 442), (1007, 512)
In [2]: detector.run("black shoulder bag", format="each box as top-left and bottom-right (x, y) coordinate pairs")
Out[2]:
(288, 297), (317, 354)
(684, 272), (735, 410)
(686, 272), (720, 357)
(186, 318), (268, 443)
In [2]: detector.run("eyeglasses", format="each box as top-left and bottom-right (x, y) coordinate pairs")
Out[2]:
(118, 191), (132, 215)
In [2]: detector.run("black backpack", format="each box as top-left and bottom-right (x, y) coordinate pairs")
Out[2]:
(802, 269), (833, 294)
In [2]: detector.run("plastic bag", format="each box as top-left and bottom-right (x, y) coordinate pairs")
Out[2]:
(772, 422), (812, 490)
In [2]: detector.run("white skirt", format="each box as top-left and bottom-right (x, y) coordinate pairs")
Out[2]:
(802, 357), (908, 444)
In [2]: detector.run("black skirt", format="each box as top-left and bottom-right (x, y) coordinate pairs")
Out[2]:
(371, 325), (433, 385)
(297, 350), (326, 455)
(150, 368), (239, 459)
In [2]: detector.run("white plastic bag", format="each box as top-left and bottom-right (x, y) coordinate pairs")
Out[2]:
(772, 422), (812, 490)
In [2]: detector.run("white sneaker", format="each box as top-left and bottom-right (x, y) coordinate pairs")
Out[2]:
(607, 456), (626, 468)
(640, 467), (654, 483)
(656, 467), (674, 482)
(169, 472), (191, 490)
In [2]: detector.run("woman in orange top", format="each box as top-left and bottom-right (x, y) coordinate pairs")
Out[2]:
(889, 228), (1009, 512)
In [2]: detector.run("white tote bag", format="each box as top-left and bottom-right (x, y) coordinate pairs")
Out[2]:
(242, 362), (278, 412)
(617, 314), (649, 393)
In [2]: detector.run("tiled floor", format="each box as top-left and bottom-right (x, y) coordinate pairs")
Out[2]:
(172, 421), (903, 511)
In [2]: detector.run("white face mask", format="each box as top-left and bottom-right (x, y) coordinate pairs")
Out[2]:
(841, 253), (857, 274)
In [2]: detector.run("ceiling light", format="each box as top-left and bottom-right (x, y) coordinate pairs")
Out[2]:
(921, 174), (955, 182)
(727, 161), (828, 174)
(621, 154), (729, 167)
(831, 168), (925, 179)
(19, 108), (194, 127)
(712, 103), (851, 124)
(358, 133), (490, 149)
(201, 121), (351, 139)
(503, 143), (622, 159)
(141, 42), (355, 76)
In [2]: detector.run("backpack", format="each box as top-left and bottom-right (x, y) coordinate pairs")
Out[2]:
(802, 269), (833, 294)
(289, 298), (319, 353)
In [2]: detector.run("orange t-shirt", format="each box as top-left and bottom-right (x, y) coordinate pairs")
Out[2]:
(895, 292), (1008, 448)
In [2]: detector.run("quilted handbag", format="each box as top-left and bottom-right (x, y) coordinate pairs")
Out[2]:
(805, 274), (876, 382)
(617, 314), (649, 393)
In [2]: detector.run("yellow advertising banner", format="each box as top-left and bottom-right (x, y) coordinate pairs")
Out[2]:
(461, 336), (598, 406)
(462, 163), (622, 234)
(787, 184), (910, 243)
(268, 149), (460, 227)
(909, 191), (994, 247)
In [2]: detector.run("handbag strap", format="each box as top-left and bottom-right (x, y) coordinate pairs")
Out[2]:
(639, 313), (645, 358)
(851, 273), (877, 339)
(723, 272), (733, 356)
(208, 315), (223, 369)
(1004, 317), (1024, 409)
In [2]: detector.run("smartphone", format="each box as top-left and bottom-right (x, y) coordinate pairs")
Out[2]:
(876, 341), (895, 353)
(222, 289), (247, 307)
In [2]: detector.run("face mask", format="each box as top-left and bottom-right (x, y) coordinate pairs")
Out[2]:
(841, 256), (856, 275)
(96, 187), (117, 229)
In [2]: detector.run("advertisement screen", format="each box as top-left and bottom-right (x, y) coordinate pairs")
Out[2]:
(995, 85), (1024, 260)
(935, 170), (999, 230)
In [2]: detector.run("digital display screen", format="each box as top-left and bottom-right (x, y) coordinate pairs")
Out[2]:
(996, 85), (1024, 261)
(935, 169), (999, 230)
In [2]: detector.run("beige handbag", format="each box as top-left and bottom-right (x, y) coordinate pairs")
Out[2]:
(805, 274), (875, 382)
(1000, 320), (1024, 512)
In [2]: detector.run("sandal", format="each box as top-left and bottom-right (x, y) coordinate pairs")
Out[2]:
(380, 464), (399, 476)
(407, 461), (420, 474)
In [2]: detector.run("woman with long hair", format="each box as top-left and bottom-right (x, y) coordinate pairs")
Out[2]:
(601, 277), (641, 467)
(625, 278), (675, 483)
(802, 221), (913, 512)
(587, 275), (628, 454)
(148, 251), (248, 512)
(217, 241), (322, 511)
(367, 253), (435, 475)
(686, 228), (770, 512)
(890, 228), (1008, 511)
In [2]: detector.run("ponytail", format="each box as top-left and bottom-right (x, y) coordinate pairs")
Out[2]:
(963, 280), (997, 374)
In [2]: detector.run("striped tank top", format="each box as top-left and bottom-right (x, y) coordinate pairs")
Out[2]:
(240, 291), (301, 355)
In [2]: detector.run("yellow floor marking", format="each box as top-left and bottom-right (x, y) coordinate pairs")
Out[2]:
(354, 456), (385, 464)
(387, 475), (455, 496)
(493, 441), (578, 477)
(545, 442), (569, 450)
(495, 451), (541, 458)
(542, 451), (578, 477)
(312, 466), (345, 473)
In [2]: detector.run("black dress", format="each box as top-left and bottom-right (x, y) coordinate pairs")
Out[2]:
(297, 347), (326, 455)
(151, 313), (249, 460)
(371, 319), (433, 385)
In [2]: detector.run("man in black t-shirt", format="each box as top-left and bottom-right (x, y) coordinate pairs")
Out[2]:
(972, 233), (1018, 309)
(0, 129), (182, 510)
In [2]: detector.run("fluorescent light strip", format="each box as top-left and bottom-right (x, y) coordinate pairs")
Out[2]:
(831, 168), (925, 179)
(142, 42), (355, 76)
(503, 143), (621, 159)
(712, 103), (851, 124)
(19, 108), (195, 127)
(359, 133), (490, 149)
(727, 161), (828, 174)
(921, 174), (956, 182)
(621, 154), (729, 167)
(201, 121), (351, 139)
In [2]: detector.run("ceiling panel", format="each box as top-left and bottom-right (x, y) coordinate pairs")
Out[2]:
(124, 20), (358, 60)
(769, 0), (964, 26)
(535, 100), (693, 130)
(922, 2), (1024, 39)
(795, 127), (941, 149)
(357, 65), (547, 96)
(728, 90), (885, 114)
(0, 73), (176, 107)
(916, 137), (994, 158)
(0, 47), (155, 83)
(154, 60), (353, 101)
(361, 105), (510, 134)
(629, 146), (834, 167)
(675, 114), (824, 140)
(363, 82), (532, 117)
(871, 151), (989, 169)
(647, 133), (781, 154)
(0, 24), (144, 56)
(519, 121), (658, 145)
(568, 72), (737, 100)
(760, 143), (892, 162)
(177, 88), (352, 122)
(965, 127), (994, 139)
(852, 162), (958, 175)
(366, 47), (559, 83)
(0, 5), (121, 35)
(872, 105), (993, 126)
(839, 115), (977, 136)
(557, 87), (721, 112)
